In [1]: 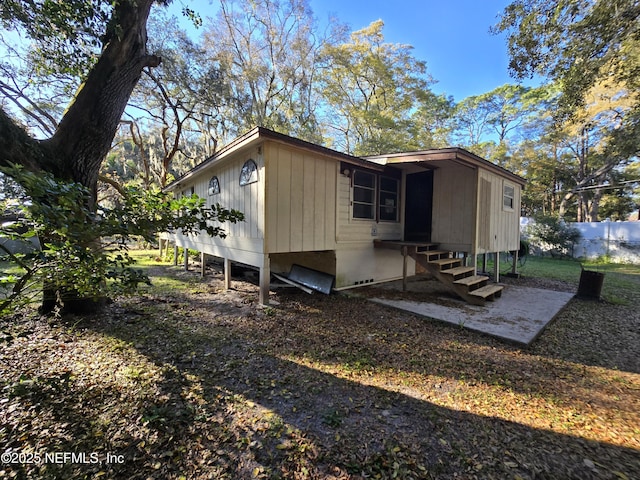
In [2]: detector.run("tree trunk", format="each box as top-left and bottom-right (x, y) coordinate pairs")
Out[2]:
(1, 0), (161, 314)
(589, 187), (603, 222)
(557, 160), (619, 220)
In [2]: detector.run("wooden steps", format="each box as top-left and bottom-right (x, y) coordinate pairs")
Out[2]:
(413, 245), (503, 306)
(372, 240), (505, 306)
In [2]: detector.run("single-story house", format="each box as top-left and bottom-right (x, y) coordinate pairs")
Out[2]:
(163, 127), (525, 305)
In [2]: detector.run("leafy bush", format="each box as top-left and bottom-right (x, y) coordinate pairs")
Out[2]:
(523, 215), (581, 258)
(0, 166), (244, 315)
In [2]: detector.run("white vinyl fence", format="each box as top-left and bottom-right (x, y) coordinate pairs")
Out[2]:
(521, 218), (640, 263)
(571, 221), (640, 263)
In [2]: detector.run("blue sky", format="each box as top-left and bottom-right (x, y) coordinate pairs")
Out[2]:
(307, 0), (521, 100)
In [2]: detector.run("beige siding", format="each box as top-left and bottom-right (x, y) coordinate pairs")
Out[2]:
(204, 148), (264, 242)
(476, 170), (521, 253)
(170, 146), (266, 267)
(264, 142), (337, 253)
(478, 178), (492, 250)
(332, 169), (405, 288)
(334, 246), (409, 288)
(431, 165), (476, 252)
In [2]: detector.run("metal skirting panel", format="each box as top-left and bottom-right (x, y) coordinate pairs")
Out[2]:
(287, 264), (334, 294)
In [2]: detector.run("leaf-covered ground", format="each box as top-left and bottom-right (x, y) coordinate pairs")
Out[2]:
(1, 254), (639, 479)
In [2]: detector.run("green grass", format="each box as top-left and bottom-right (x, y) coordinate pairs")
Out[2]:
(515, 256), (583, 283)
(126, 249), (165, 267)
(483, 254), (640, 304)
(484, 254), (639, 283)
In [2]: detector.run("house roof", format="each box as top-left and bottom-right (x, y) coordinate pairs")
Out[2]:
(363, 148), (527, 186)
(164, 127), (384, 191)
(165, 127), (526, 191)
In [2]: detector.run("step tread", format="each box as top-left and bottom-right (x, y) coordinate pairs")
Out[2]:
(469, 284), (504, 298)
(417, 250), (451, 257)
(416, 243), (439, 250)
(428, 258), (461, 266)
(441, 266), (476, 276)
(453, 275), (488, 287)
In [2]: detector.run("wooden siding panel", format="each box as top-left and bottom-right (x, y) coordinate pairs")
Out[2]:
(264, 142), (337, 253)
(265, 143), (277, 252)
(275, 148), (292, 251)
(289, 151), (304, 251)
(476, 170), (521, 253)
(302, 155), (316, 251)
(325, 162), (337, 248)
(180, 148), (265, 244)
(431, 165), (475, 250)
(478, 178), (492, 250)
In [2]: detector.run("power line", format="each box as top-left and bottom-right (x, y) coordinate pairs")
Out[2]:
(574, 179), (640, 192)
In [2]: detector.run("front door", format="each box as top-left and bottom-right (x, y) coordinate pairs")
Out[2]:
(404, 170), (433, 241)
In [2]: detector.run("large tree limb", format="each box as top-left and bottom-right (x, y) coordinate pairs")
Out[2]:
(557, 158), (621, 219)
(41, 0), (160, 194)
(0, 80), (58, 136)
(0, 107), (49, 173)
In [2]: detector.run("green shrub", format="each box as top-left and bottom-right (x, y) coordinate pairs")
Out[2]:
(523, 215), (581, 258)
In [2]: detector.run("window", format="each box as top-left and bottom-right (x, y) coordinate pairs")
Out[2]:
(351, 170), (401, 222)
(503, 183), (515, 210)
(379, 176), (399, 221)
(239, 159), (258, 185)
(208, 176), (220, 195)
(353, 171), (376, 219)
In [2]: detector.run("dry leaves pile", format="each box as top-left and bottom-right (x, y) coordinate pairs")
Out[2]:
(1, 257), (639, 479)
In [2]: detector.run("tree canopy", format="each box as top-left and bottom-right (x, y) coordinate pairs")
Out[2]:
(494, 0), (640, 155)
(0, 0), (243, 314)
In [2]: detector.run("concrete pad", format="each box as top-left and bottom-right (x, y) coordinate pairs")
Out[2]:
(370, 284), (575, 346)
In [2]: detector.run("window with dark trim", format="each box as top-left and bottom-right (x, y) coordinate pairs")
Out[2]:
(239, 159), (258, 186)
(351, 170), (400, 222)
(379, 176), (399, 221)
(353, 170), (376, 219)
(503, 183), (515, 210)
(208, 176), (220, 195)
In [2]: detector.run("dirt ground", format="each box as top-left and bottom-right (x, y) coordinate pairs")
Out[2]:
(1, 260), (639, 479)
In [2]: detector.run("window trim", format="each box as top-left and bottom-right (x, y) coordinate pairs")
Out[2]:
(239, 159), (258, 186)
(350, 169), (401, 223)
(378, 175), (400, 222)
(352, 170), (376, 220)
(208, 176), (220, 196)
(503, 182), (515, 211)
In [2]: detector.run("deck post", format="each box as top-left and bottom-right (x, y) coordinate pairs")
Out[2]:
(223, 257), (231, 290)
(183, 246), (189, 271)
(259, 255), (271, 305)
(493, 251), (500, 282)
(511, 250), (518, 276)
(173, 245), (179, 266)
(401, 246), (408, 292)
(200, 252), (206, 277)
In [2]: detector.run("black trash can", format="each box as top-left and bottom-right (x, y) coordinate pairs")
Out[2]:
(577, 268), (605, 300)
